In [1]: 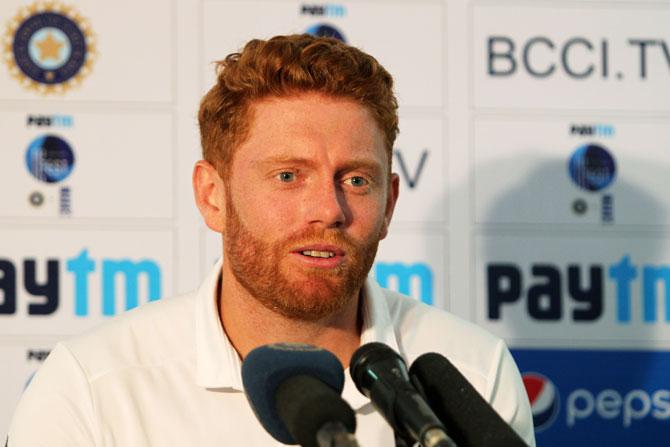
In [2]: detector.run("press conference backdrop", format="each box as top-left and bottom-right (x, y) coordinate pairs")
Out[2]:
(1, 0), (669, 445)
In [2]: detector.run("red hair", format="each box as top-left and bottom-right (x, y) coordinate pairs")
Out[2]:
(198, 34), (398, 173)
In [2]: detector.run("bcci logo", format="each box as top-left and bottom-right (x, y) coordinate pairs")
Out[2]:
(25, 134), (75, 183)
(3, 1), (96, 94)
(523, 372), (560, 432)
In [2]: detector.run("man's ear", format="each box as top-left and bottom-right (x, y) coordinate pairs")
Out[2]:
(193, 160), (227, 233)
(379, 173), (400, 240)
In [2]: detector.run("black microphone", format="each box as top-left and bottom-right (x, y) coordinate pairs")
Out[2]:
(350, 342), (455, 447)
(241, 343), (359, 447)
(409, 352), (528, 447)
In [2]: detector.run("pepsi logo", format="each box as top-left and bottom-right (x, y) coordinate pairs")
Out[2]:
(523, 372), (560, 432)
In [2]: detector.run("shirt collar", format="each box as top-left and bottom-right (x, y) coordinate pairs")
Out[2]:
(342, 277), (400, 410)
(195, 258), (401, 408)
(195, 257), (244, 390)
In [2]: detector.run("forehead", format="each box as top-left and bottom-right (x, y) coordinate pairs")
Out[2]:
(236, 93), (387, 167)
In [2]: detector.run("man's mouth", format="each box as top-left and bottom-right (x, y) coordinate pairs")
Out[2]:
(301, 250), (336, 258)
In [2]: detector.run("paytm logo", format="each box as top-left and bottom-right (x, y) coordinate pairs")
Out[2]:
(569, 123), (614, 138)
(27, 114), (73, 128)
(375, 262), (433, 305)
(0, 249), (162, 317)
(488, 255), (670, 323)
(300, 4), (346, 17)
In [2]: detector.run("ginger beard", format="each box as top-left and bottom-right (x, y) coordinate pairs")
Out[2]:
(223, 189), (383, 321)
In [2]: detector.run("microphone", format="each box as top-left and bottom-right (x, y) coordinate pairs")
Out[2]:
(241, 343), (359, 447)
(350, 342), (455, 447)
(409, 352), (528, 447)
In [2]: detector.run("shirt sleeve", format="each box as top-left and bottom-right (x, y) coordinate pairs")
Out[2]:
(487, 340), (536, 447)
(7, 343), (96, 447)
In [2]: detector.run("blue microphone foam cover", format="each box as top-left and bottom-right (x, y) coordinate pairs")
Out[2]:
(241, 343), (345, 444)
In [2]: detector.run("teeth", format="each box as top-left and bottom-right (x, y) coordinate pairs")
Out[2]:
(301, 250), (336, 258)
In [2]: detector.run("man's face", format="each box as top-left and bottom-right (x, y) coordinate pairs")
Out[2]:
(221, 93), (398, 321)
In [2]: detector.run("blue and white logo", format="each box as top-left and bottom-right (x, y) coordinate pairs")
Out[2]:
(25, 134), (75, 183)
(306, 23), (346, 42)
(568, 143), (616, 192)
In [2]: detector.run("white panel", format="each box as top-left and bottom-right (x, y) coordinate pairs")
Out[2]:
(0, 228), (174, 336)
(0, 110), (174, 220)
(201, 0), (443, 108)
(392, 115), (446, 224)
(475, 234), (670, 348)
(0, 0), (174, 102)
(472, 2), (670, 110)
(474, 117), (670, 226)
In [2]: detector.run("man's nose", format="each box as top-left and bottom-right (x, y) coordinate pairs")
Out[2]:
(305, 179), (349, 228)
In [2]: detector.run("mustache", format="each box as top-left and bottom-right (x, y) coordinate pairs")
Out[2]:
(282, 227), (359, 250)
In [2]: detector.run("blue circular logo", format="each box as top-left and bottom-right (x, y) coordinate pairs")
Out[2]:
(25, 135), (75, 183)
(568, 143), (616, 192)
(306, 23), (346, 42)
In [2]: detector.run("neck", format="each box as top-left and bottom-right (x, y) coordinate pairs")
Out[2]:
(217, 263), (363, 368)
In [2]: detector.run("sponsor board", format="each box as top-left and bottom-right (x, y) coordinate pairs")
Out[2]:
(0, 110), (174, 219)
(0, 228), (173, 336)
(0, 344), (54, 440)
(476, 234), (670, 347)
(513, 348), (670, 446)
(474, 118), (670, 226)
(472, 3), (670, 110)
(201, 1), (444, 108)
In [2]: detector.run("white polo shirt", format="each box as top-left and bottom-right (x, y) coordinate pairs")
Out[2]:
(8, 260), (535, 446)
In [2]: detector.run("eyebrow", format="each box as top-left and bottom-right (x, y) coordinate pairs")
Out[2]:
(255, 156), (384, 176)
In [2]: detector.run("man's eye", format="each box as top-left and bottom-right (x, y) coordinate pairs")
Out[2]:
(345, 176), (368, 187)
(277, 171), (295, 182)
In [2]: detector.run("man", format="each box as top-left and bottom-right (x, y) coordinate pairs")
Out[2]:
(8, 35), (535, 446)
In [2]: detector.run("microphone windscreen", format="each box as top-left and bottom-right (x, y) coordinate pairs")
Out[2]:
(350, 341), (405, 395)
(241, 343), (345, 444)
(409, 352), (527, 447)
(275, 374), (356, 447)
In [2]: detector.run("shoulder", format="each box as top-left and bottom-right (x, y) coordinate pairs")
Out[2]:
(8, 292), (200, 446)
(378, 288), (535, 446)
(379, 288), (512, 396)
(63, 292), (197, 378)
